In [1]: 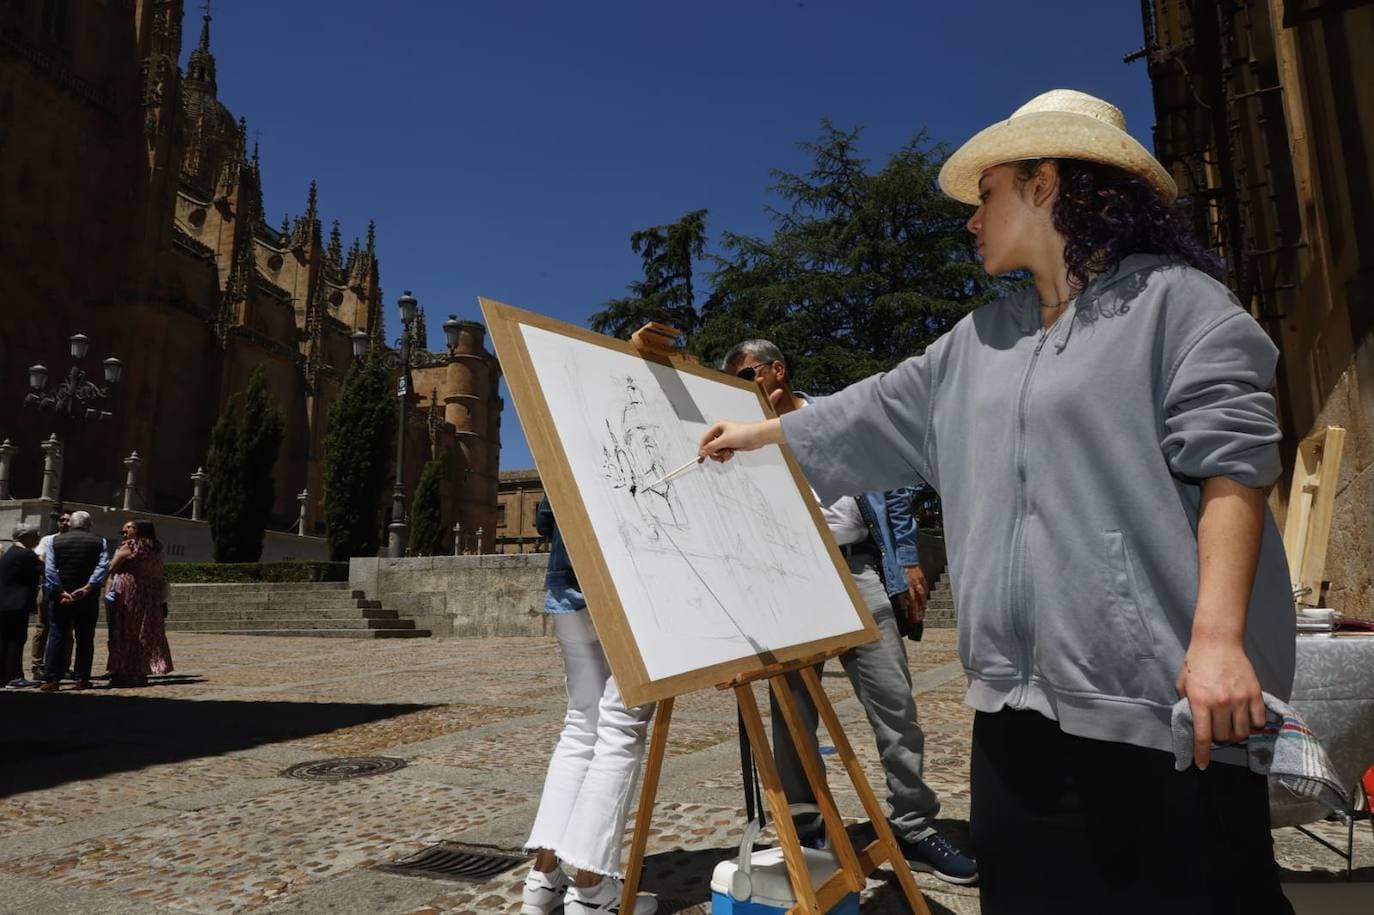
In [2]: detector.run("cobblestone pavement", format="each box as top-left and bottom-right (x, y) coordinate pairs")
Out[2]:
(3, 628), (1369, 914)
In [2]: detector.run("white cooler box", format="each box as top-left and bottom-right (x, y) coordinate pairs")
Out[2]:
(710, 807), (860, 915)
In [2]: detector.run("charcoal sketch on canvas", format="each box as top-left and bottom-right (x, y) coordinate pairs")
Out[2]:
(519, 324), (865, 682)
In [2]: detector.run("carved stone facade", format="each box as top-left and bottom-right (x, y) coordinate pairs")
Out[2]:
(1142, 1), (1374, 614)
(0, 1), (501, 547)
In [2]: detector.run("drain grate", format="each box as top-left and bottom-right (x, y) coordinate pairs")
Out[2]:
(283, 756), (406, 782)
(376, 843), (526, 883)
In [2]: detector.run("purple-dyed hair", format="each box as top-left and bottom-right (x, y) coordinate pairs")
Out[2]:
(1014, 158), (1222, 292)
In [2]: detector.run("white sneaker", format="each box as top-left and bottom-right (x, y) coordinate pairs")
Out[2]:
(520, 865), (571, 915)
(564, 876), (657, 915)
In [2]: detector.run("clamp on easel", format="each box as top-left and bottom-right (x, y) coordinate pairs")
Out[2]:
(619, 648), (931, 914)
(631, 322), (696, 364)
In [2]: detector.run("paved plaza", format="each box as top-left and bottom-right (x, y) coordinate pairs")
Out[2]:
(3, 628), (1369, 914)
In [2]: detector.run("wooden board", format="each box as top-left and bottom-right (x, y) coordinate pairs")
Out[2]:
(1283, 425), (1346, 606)
(480, 297), (879, 706)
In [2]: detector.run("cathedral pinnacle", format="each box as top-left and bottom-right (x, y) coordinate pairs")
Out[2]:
(327, 220), (344, 268)
(185, 1), (217, 90)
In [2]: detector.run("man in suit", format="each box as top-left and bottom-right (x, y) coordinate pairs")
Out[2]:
(38, 511), (109, 692)
(1, 523), (43, 686)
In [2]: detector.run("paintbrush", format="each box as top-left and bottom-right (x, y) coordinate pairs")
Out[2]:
(632, 456), (702, 495)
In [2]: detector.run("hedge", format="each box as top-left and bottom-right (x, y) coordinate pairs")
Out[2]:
(164, 561), (349, 584)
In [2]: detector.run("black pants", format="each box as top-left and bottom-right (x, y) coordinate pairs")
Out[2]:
(0, 609), (27, 683)
(43, 596), (98, 682)
(970, 709), (1293, 915)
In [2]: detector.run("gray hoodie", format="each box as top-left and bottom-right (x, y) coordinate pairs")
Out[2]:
(781, 254), (1296, 755)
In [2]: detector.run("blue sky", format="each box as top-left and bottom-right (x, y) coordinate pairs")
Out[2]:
(189, 1), (1157, 470)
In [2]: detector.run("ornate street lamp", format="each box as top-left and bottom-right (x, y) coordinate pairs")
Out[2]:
(350, 293), (455, 558)
(23, 331), (124, 530)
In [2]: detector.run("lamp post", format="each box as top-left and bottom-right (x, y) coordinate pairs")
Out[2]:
(351, 293), (462, 559)
(24, 332), (123, 530)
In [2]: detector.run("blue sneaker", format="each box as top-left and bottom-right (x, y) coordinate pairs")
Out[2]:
(900, 831), (978, 886)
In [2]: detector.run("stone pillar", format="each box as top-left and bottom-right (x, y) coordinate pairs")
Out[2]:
(39, 435), (61, 502)
(122, 451), (141, 511)
(452, 521), (461, 556)
(297, 489), (309, 537)
(475, 526), (484, 556)
(190, 467), (207, 521)
(0, 439), (15, 501)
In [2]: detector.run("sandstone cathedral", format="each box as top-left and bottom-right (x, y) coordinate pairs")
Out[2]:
(0, 1), (502, 549)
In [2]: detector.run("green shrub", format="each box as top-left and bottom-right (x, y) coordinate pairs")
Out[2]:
(165, 561), (348, 584)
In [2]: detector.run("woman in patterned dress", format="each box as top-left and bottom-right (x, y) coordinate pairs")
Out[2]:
(106, 519), (173, 687)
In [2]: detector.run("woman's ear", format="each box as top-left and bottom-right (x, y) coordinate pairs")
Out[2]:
(1031, 160), (1060, 209)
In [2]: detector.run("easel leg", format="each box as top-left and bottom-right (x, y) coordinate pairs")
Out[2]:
(736, 683), (823, 914)
(621, 696), (673, 912)
(801, 666), (931, 915)
(769, 672), (864, 893)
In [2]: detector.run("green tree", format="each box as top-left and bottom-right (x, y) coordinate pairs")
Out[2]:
(695, 122), (1018, 390)
(205, 366), (286, 562)
(322, 358), (395, 560)
(589, 209), (708, 338)
(407, 458), (445, 557)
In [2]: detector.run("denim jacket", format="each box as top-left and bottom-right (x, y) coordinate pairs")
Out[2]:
(855, 488), (922, 600)
(534, 497), (582, 613)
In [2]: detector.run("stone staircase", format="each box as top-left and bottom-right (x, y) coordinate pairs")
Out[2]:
(165, 581), (431, 638)
(923, 571), (957, 630)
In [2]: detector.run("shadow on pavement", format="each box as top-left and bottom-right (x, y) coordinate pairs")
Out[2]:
(0, 691), (433, 798)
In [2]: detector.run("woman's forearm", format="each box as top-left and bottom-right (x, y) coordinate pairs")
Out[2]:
(1191, 475), (1265, 643)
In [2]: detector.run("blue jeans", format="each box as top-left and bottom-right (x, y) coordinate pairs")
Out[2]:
(43, 595), (98, 682)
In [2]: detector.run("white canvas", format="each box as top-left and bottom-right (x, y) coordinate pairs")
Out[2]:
(520, 324), (866, 681)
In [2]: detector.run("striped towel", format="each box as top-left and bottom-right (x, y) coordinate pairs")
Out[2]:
(1170, 692), (1352, 823)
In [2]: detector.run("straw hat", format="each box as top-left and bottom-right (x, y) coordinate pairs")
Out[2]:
(938, 89), (1177, 206)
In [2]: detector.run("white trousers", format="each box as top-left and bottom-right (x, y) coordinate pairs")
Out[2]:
(525, 610), (655, 877)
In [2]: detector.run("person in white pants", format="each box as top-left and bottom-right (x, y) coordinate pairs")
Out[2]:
(522, 499), (657, 915)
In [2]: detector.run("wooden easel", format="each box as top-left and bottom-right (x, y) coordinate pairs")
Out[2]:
(619, 324), (929, 913)
(1282, 425), (1345, 606)
(619, 648), (930, 914)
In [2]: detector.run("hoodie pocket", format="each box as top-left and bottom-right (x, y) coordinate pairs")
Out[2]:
(1102, 530), (1156, 660)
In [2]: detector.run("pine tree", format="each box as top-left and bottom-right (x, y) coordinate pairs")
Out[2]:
(407, 458), (445, 557)
(588, 209), (708, 338)
(205, 367), (285, 562)
(322, 358), (395, 560)
(695, 122), (1021, 389)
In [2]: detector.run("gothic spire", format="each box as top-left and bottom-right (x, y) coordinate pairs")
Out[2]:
(305, 179), (318, 223)
(365, 219), (377, 256)
(326, 220), (344, 269)
(185, 2), (217, 91)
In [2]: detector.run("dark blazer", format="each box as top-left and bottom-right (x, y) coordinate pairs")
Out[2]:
(0, 543), (42, 614)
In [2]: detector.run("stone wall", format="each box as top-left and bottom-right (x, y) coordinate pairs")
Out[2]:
(0, 499), (327, 562)
(349, 554), (550, 639)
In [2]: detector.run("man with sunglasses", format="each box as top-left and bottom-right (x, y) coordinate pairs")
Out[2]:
(721, 340), (977, 886)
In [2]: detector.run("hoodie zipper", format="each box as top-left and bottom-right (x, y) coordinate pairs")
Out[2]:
(1007, 317), (1062, 700)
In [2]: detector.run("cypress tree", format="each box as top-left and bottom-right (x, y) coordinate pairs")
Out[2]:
(322, 358), (395, 560)
(205, 392), (244, 564)
(236, 368), (286, 561)
(407, 458), (445, 557)
(205, 367), (286, 562)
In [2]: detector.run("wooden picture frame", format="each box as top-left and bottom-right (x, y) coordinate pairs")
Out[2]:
(481, 297), (879, 706)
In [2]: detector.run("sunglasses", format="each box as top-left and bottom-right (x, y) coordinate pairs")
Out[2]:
(735, 362), (773, 381)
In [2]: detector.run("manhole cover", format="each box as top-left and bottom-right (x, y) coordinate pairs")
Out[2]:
(283, 756), (406, 782)
(375, 843), (526, 883)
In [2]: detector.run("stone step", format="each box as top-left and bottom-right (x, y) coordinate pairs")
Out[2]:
(168, 596), (381, 613)
(177, 628), (432, 639)
(166, 617), (417, 632)
(169, 581), (350, 593)
(168, 608), (402, 622)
